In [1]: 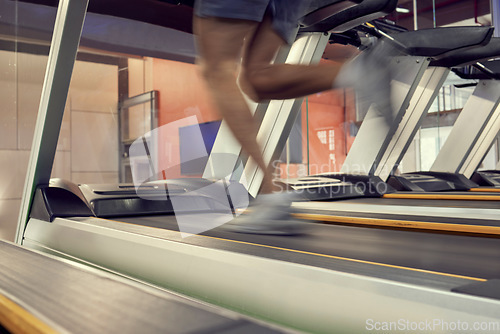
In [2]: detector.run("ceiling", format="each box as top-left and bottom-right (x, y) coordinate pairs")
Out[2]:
(387, 0), (492, 29)
(1, 0), (495, 64)
(323, 0), (493, 61)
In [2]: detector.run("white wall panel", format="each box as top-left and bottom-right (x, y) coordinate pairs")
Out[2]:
(0, 150), (29, 200)
(0, 51), (18, 150)
(0, 199), (21, 242)
(71, 111), (118, 173)
(71, 172), (118, 184)
(17, 52), (48, 150)
(69, 61), (118, 113)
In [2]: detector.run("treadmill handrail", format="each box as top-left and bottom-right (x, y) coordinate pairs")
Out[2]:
(300, 0), (362, 27)
(390, 26), (494, 58)
(431, 37), (500, 68)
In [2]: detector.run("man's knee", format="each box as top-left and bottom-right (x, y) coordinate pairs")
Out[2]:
(241, 66), (274, 102)
(199, 61), (238, 84)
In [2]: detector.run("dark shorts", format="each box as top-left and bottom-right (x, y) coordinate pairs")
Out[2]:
(194, 0), (307, 44)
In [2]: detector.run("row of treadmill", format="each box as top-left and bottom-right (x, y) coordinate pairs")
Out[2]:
(13, 0), (500, 333)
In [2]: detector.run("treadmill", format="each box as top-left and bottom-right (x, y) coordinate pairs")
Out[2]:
(14, 0), (500, 332)
(338, 21), (500, 195)
(290, 25), (500, 238)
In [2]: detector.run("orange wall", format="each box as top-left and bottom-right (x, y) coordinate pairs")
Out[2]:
(153, 59), (219, 125)
(304, 89), (347, 175)
(278, 87), (351, 179)
(152, 58), (219, 178)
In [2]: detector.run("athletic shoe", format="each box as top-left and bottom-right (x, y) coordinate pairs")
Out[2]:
(221, 192), (306, 235)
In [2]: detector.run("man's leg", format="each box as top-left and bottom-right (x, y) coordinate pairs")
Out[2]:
(193, 15), (276, 193)
(239, 14), (343, 102)
(195, 14), (348, 195)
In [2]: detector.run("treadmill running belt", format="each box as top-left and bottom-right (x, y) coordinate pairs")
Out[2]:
(88, 215), (500, 288)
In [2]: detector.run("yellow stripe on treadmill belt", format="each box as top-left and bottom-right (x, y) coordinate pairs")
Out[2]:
(383, 193), (500, 201)
(469, 188), (500, 193)
(293, 213), (500, 237)
(201, 234), (485, 282)
(105, 217), (486, 282)
(0, 294), (56, 334)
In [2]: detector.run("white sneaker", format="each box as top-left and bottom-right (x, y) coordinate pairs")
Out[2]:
(222, 193), (306, 236)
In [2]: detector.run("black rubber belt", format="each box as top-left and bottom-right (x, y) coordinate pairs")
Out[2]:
(92, 217), (487, 290)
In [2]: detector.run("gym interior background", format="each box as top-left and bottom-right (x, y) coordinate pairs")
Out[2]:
(0, 0), (496, 241)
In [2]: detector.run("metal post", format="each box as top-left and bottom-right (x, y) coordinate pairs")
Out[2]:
(15, 0), (89, 244)
(413, 0), (418, 30)
(492, 0), (500, 37)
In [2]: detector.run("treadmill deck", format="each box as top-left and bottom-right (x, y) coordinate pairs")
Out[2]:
(75, 214), (500, 288)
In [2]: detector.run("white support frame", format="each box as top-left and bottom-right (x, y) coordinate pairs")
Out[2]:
(431, 80), (500, 178)
(426, 2), (500, 177)
(244, 33), (330, 196)
(374, 66), (450, 180)
(16, 0), (89, 244)
(341, 56), (429, 178)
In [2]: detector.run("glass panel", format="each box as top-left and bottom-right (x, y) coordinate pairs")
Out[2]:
(418, 126), (453, 171)
(0, 0), (55, 241)
(1, 0), (497, 242)
(479, 140), (499, 171)
(126, 102), (152, 142)
(119, 92), (156, 183)
(406, 81), (475, 172)
(387, 0), (492, 31)
(275, 57), (357, 181)
(277, 0), (495, 180)
(43, 10), (223, 188)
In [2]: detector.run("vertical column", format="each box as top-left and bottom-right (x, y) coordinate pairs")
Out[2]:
(16, 0), (89, 244)
(491, 0), (500, 37)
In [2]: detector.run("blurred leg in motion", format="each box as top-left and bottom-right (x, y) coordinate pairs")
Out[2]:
(193, 0), (393, 234)
(336, 38), (400, 124)
(193, 13), (341, 196)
